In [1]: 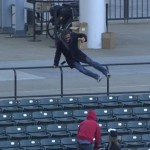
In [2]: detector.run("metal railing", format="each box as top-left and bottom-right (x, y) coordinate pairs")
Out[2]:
(0, 62), (150, 100)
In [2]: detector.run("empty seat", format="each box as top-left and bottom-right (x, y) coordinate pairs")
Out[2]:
(32, 111), (55, 124)
(121, 134), (145, 148)
(20, 139), (43, 150)
(94, 108), (115, 122)
(138, 94), (150, 106)
(38, 98), (61, 110)
(73, 109), (88, 122)
(101, 135), (109, 146)
(58, 97), (81, 109)
(61, 137), (77, 150)
(46, 124), (70, 138)
(98, 122), (108, 135)
(6, 126), (29, 140)
(118, 94), (140, 107)
(12, 112), (35, 125)
(132, 107), (150, 120)
(0, 113), (15, 126)
(17, 98), (41, 111)
(98, 95), (120, 108)
(0, 140), (20, 150)
(0, 100), (21, 112)
(53, 110), (76, 123)
(26, 125), (49, 139)
(113, 108), (136, 121)
(78, 96), (99, 108)
(0, 127), (9, 140)
(137, 148), (150, 150)
(107, 121), (129, 135)
(67, 123), (79, 136)
(127, 120), (149, 134)
(142, 134), (150, 147)
(40, 138), (63, 150)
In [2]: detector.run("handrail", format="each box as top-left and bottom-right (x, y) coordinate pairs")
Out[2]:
(0, 61), (150, 99)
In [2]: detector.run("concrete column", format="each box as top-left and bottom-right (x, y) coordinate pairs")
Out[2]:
(15, 0), (25, 36)
(79, 0), (106, 49)
(1, 0), (13, 33)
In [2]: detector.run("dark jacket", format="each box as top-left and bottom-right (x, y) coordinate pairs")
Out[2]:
(76, 110), (101, 149)
(54, 32), (87, 68)
(106, 142), (121, 150)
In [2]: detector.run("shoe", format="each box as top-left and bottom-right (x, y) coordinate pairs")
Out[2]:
(97, 76), (103, 83)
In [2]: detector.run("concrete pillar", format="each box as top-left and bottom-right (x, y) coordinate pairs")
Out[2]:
(15, 0), (25, 36)
(1, 0), (13, 33)
(79, 0), (106, 49)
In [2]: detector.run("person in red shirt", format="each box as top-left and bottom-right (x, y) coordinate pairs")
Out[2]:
(76, 109), (101, 150)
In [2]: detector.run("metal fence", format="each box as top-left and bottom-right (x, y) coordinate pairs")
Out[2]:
(108, 0), (150, 20)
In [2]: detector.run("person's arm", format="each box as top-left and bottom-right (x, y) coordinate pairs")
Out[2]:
(77, 33), (87, 43)
(53, 42), (62, 67)
(94, 125), (101, 150)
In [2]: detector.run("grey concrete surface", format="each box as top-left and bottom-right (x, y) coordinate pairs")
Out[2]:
(0, 22), (150, 98)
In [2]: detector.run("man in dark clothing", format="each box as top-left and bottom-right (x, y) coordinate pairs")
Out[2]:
(105, 129), (121, 150)
(53, 29), (110, 82)
(76, 109), (101, 150)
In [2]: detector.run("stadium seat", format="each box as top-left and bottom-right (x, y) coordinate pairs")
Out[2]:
(78, 96), (99, 108)
(40, 138), (63, 150)
(0, 100), (21, 112)
(101, 135), (109, 147)
(61, 137), (77, 150)
(6, 126), (29, 140)
(58, 97), (81, 109)
(118, 94), (140, 107)
(94, 108), (115, 122)
(67, 123), (79, 136)
(53, 110), (76, 123)
(0, 127), (9, 140)
(113, 107), (137, 121)
(20, 139), (43, 150)
(137, 147), (150, 150)
(127, 120), (149, 134)
(26, 125), (50, 139)
(46, 124), (70, 138)
(98, 95), (121, 108)
(0, 140), (20, 150)
(142, 134), (150, 147)
(12, 112), (35, 125)
(107, 121), (130, 135)
(121, 134), (145, 148)
(17, 98), (41, 111)
(32, 111), (55, 124)
(132, 107), (150, 120)
(0, 112), (15, 126)
(98, 122), (108, 135)
(138, 94), (150, 106)
(73, 109), (88, 122)
(38, 97), (61, 110)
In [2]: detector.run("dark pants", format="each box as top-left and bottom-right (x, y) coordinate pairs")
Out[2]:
(77, 141), (94, 150)
(73, 56), (108, 81)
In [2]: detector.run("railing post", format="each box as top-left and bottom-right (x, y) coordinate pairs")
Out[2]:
(59, 67), (64, 97)
(13, 69), (17, 100)
(124, 0), (129, 22)
(105, 66), (110, 96)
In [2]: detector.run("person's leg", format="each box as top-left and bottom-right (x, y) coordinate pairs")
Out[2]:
(73, 62), (102, 82)
(81, 56), (109, 77)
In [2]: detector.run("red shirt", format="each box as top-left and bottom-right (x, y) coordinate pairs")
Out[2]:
(76, 110), (101, 149)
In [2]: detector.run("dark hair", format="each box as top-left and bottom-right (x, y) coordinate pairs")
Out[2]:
(61, 29), (71, 39)
(109, 130), (118, 137)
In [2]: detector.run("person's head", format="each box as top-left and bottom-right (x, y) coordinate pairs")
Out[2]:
(108, 128), (118, 143)
(61, 29), (71, 43)
(86, 109), (97, 121)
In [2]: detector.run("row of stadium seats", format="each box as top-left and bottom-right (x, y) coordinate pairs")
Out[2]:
(0, 120), (150, 141)
(0, 106), (150, 127)
(0, 94), (150, 112)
